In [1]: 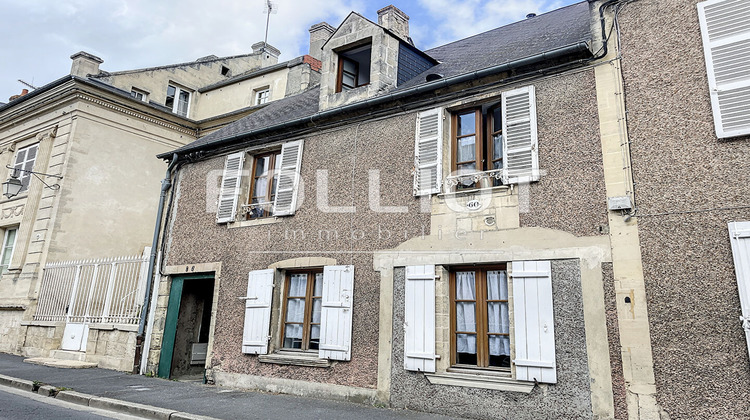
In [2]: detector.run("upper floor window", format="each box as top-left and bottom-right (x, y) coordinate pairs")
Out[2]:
(247, 150), (281, 219)
(335, 43), (371, 93)
(0, 227), (17, 273)
(282, 269), (323, 350)
(255, 88), (270, 105)
(12, 144), (39, 194)
(452, 107), (503, 189)
(130, 88), (148, 102)
(165, 84), (190, 117)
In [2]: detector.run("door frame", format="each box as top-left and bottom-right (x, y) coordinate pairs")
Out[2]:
(157, 273), (215, 378)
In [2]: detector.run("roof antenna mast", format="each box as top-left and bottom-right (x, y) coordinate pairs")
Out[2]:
(263, 0), (278, 53)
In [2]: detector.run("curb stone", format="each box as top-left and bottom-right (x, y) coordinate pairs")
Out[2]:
(0, 374), (221, 420)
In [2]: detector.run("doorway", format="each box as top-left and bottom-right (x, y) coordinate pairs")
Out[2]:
(158, 274), (215, 380)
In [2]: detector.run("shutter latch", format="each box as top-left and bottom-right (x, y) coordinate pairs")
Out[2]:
(741, 316), (750, 331)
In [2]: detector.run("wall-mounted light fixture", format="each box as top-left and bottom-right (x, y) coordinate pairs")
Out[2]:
(2, 165), (63, 199)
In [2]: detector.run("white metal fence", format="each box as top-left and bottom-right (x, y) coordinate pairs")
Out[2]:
(34, 248), (150, 325)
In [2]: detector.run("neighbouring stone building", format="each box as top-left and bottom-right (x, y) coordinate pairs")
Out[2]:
(142, 2), (651, 418)
(0, 42), (321, 372)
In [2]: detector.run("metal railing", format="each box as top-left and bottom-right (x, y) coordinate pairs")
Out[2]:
(34, 248), (150, 325)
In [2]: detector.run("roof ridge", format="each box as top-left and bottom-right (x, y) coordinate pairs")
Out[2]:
(90, 52), (259, 78)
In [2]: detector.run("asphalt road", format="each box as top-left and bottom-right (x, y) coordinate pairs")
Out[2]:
(0, 386), (140, 420)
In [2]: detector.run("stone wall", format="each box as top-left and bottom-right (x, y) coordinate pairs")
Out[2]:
(84, 326), (138, 371)
(21, 325), (63, 357)
(0, 309), (24, 354)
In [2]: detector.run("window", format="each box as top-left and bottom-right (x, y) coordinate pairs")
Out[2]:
(697, 0), (750, 138)
(728, 221), (750, 360)
(335, 43), (371, 92)
(165, 84), (190, 117)
(130, 88), (148, 102)
(0, 228), (17, 273)
(282, 270), (323, 350)
(450, 266), (510, 369)
(247, 150), (281, 219)
(12, 144), (39, 194)
(221, 65), (231, 77)
(452, 106), (504, 189)
(255, 88), (270, 105)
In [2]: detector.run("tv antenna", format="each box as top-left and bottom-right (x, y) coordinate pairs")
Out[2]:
(262, 0), (278, 53)
(18, 79), (38, 90)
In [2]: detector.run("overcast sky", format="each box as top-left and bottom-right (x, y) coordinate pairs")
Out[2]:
(0, 0), (579, 102)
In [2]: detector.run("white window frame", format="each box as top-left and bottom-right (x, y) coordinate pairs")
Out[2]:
(12, 143), (39, 195)
(255, 88), (270, 105)
(166, 84), (191, 117)
(130, 88), (148, 102)
(0, 227), (18, 273)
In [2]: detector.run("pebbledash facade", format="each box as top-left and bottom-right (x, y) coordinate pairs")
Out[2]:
(143, 1), (749, 419)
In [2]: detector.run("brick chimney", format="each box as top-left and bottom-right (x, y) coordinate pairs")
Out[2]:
(308, 22), (335, 62)
(8, 89), (29, 102)
(70, 51), (103, 77)
(377, 5), (410, 42)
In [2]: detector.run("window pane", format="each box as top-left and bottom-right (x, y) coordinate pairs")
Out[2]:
(26, 146), (37, 161)
(288, 274), (307, 296)
(456, 302), (476, 332)
(14, 149), (26, 165)
(342, 73), (356, 88)
(457, 112), (476, 136)
(493, 108), (502, 133)
(283, 324), (303, 349)
(455, 271), (476, 300)
(488, 336), (511, 367)
(311, 298), (321, 324)
(343, 59), (356, 73)
(487, 302), (509, 334)
(456, 136), (476, 163)
(486, 270), (507, 300)
(309, 325), (320, 350)
(177, 90), (189, 116)
(165, 85), (176, 109)
(456, 333), (477, 364)
(313, 273), (323, 295)
(493, 134), (503, 162)
(253, 177), (268, 199)
(285, 298), (305, 323)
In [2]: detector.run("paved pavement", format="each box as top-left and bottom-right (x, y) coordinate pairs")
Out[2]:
(0, 353), (457, 419)
(0, 386), (141, 420)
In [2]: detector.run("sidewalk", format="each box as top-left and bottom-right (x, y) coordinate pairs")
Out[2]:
(0, 353), (456, 420)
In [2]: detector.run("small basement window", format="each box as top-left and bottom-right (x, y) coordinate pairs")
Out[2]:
(335, 42), (371, 93)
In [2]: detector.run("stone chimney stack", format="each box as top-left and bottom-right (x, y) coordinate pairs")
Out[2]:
(377, 5), (410, 42)
(252, 42), (281, 67)
(70, 51), (103, 77)
(308, 22), (335, 61)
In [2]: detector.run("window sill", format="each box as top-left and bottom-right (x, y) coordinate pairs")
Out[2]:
(228, 216), (282, 229)
(258, 351), (332, 368)
(438, 184), (511, 198)
(424, 370), (534, 393)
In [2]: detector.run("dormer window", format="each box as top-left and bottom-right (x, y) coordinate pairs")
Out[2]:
(165, 84), (191, 117)
(335, 42), (371, 93)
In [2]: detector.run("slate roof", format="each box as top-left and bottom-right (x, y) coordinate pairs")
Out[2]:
(164, 1), (593, 157)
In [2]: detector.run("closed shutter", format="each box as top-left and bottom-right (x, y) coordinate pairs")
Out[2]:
(319, 265), (354, 361)
(216, 152), (245, 223)
(241, 269), (275, 355)
(511, 260), (556, 384)
(502, 86), (539, 184)
(697, 0), (750, 138)
(272, 140), (304, 216)
(404, 265), (437, 372)
(413, 108), (443, 196)
(728, 222), (750, 359)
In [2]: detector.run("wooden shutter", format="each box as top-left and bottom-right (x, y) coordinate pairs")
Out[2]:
(502, 86), (539, 184)
(272, 140), (304, 216)
(698, 0), (750, 138)
(216, 152), (245, 223)
(404, 265), (437, 372)
(413, 108), (443, 196)
(241, 269), (275, 355)
(728, 222), (750, 359)
(319, 265), (354, 361)
(511, 260), (556, 384)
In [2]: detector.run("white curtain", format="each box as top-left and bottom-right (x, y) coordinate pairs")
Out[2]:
(487, 270), (510, 356)
(456, 271), (477, 354)
(285, 274), (307, 344)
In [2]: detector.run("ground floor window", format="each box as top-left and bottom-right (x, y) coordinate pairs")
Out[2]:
(450, 266), (510, 368)
(282, 270), (323, 350)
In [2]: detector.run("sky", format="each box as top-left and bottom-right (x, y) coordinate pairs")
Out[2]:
(0, 0), (580, 102)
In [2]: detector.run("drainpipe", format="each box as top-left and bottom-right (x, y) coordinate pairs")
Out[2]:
(133, 153), (179, 373)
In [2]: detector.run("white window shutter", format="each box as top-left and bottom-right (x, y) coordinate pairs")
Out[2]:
(511, 260), (556, 384)
(697, 0), (750, 138)
(502, 86), (539, 184)
(272, 140), (304, 216)
(404, 265), (437, 373)
(216, 152), (245, 223)
(319, 265), (354, 361)
(241, 269), (275, 355)
(728, 222), (750, 359)
(413, 108), (443, 196)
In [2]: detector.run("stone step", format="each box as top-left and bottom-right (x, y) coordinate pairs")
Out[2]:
(24, 357), (97, 369)
(49, 350), (87, 362)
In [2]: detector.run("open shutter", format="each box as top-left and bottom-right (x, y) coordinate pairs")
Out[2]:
(413, 108), (443, 196)
(511, 260), (556, 384)
(241, 269), (275, 355)
(697, 0), (750, 138)
(319, 265), (354, 361)
(728, 222), (750, 359)
(404, 265), (437, 372)
(216, 152), (245, 223)
(272, 140), (304, 216)
(502, 86), (539, 184)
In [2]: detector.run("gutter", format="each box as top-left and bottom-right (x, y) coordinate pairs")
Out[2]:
(160, 41), (592, 159)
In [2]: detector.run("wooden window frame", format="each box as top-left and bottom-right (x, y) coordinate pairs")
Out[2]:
(450, 104), (504, 188)
(336, 56), (360, 93)
(280, 269), (324, 351)
(246, 150), (281, 219)
(449, 264), (510, 370)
